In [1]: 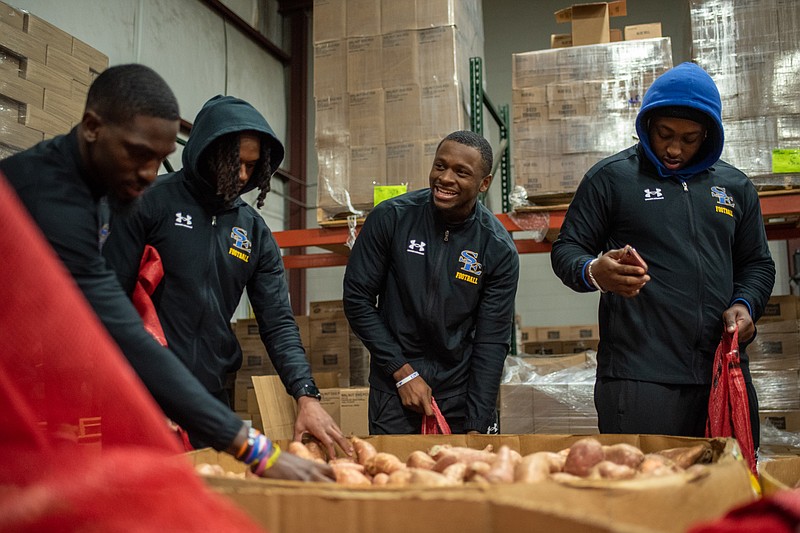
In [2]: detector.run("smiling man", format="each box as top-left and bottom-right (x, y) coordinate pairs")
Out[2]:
(343, 130), (520, 434)
(550, 62), (775, 459)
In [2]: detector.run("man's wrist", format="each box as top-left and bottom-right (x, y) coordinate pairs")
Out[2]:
(293, 382), (322, 400)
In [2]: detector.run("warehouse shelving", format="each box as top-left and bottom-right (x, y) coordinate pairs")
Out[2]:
(274, 189), (800, 269)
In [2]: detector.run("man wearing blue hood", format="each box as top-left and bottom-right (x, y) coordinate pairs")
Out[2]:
(104, 95), (352, 459)
(551, 62), (775, 448)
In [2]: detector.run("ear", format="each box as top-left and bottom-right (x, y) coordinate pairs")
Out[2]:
(479, 174), (493, 193)
(80, 110), (102, 142)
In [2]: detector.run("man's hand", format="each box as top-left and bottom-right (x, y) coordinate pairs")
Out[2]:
(260, 448), (335, 482)
(591, 248), (650, 298)
(393, 364), (433, 416)
(722, 303), (754, 343)
(294, 396), (353, 459)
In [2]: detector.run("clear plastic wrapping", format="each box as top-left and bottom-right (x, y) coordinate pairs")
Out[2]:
(511, 38), (673, 199)
(691, 0), (800, 183)
(313, 0), (485, 223)
(499, 353), (598, 435)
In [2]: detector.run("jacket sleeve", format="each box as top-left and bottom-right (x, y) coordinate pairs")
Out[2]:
(247, 226), (315, 398)
(551, 168), (613, 292)
(26, 186), (243, 451)
(731, 180), (776, 321)
(465, 237), (520, 433)
(102, 198), (150, 295)
(343, 204), (408, 377)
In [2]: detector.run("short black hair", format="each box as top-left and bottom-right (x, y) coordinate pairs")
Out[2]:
(438, 130), (493, 177)
(85, 64), (180, 125)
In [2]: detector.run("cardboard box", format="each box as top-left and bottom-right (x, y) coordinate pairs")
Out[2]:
(386, 141), (422, 184)
(382, 31), (418, 88)
(561, 339), (600, 353)
(319, 386), (369, 436)
(384, 85), (422, 143)
(345, 0), (380, 37)
(760, 456), (800, 497)
(761, 295), (800, 322)
(522, 341), (564, 355)
(348, 89), (385, 146)
(347, 36), (382, 93)
(313, 39), (346, 97)
(537, 326), (570, 342)
(624, 23), (662, 41)
(309, 299), (345, 318)
(554, 0), (627, 47)
(189, 434), (753, 533)
(313, 0), (346, 43)
(567, 324), (599, 341)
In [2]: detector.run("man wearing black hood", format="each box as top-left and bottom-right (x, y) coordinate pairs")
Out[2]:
(551, 62), (775, 449)
(104, 95), (351, 458)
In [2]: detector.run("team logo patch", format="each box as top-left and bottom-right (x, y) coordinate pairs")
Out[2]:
(711, 186), (735, 217)
(407, 239), (426, 256)
(175, 212), (193, 228)
(455, 250), (482, 285)
(228, 227), (251, 262)
(644, 188), (663, 201)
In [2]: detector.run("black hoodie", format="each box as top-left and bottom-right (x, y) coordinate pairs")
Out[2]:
(551, 63), (775, 385)
(104, 96), (315, 400)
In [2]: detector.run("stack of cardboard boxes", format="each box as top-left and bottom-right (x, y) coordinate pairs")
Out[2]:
(518, 324), (599, 355)
(0, 2), (108, 159)
(313, 0), (484, 222)
(691, 0), (800, 179)
(511, 2), (672, 200)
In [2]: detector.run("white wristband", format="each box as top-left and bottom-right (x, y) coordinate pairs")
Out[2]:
(587, 259), (607, 293)
(395, 371), (420, 389)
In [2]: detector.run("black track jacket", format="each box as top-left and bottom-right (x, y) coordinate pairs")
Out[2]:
(343, 189), (520, 432)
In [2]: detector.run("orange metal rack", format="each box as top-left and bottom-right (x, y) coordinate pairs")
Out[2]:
(274, 191), (800, 269)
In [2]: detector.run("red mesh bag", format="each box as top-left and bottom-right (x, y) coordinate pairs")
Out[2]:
(421, 397), (451, 435)
(705, 327), (757, 475)
(133, 244), (168, 347)
(0, 173), (264, 532)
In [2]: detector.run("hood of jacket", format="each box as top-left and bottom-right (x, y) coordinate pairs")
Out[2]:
(635, 62), (724, 179)
(182, 95), (285, 205)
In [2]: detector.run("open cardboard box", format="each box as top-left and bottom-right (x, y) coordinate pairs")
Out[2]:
(760, 455), (800, 497)
(554, 0), (627, 46)
(188, 434), (755, 533)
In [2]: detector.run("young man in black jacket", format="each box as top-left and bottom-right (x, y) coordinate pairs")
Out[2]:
(0, 65), (333, 481)
(102, 95), (351, 458)
(343, 130), (520, 434)
(551, 62), (775, 449)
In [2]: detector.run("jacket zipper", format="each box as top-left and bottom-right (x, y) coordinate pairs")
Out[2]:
(425, 228), (451, 319)
(681, 179), (704, 379)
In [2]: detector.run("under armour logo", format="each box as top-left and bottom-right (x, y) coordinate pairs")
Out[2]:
(407, 239), (426, 255)
(487, 422), (499, 435)
(175, 212), (193, 228)
(644, 188), (663, 201)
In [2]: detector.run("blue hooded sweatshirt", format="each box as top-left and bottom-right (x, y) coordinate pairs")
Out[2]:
(635, 62), (724, 179)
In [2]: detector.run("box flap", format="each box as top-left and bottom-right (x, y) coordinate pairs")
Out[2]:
(252, 375), (297, 440)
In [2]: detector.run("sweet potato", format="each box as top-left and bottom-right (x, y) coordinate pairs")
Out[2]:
(328, 458), (366, 473)
(351, 436), (377, 466)
(372, 472), (390, 485)
(409, 468), (459, 487)
(406, 450), (436, 470)
(564, 437), (605, 477)
(387, 469), (413, 486)
(287, 441), (316, 461)
(428, 445), (496, 466)
(656, 444), (712, 469)
(514, 453), (552, 483)
(485, 445), (515, 484)
(364, 452), (406, 476)
(304, 439), (328, 463)
(591, 460), (637, 480)
(441, 462), (469, 483)
(602, 443), (644, 469)
(465, 460), (492, 482)
(331, 464), (372, 486)
(639, 454), (680, 476)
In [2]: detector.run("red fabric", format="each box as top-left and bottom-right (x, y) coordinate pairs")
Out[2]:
(132, 244), (168, 347)
(688, 488), (800, 533)
(0, 172), (264, 532)
(421, 397), (452, 434)
(705, 328), (757, 475)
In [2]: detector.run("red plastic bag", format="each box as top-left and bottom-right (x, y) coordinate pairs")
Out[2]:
(421, 397), (451, 434)
(705, 327), (757, 475)
(132, 244), (168, 347)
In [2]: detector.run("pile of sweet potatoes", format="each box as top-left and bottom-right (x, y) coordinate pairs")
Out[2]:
(286, 436), (714, 487)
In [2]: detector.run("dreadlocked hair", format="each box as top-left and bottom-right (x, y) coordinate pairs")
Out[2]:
(202, 132), (272, 209)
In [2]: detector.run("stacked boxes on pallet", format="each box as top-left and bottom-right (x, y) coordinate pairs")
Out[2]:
(0, 1), (108, 159)
(313, 0), (484, 223)
(691, 0), (800, 181)
(511, 39), (672, 199)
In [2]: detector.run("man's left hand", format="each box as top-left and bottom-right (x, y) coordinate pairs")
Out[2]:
(293, 396), (353, 459)
(722, 303), (755, 343)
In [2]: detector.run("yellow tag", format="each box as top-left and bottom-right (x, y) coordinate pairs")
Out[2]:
(772, 149), (800, 173)
(374, 185), (407, 206)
